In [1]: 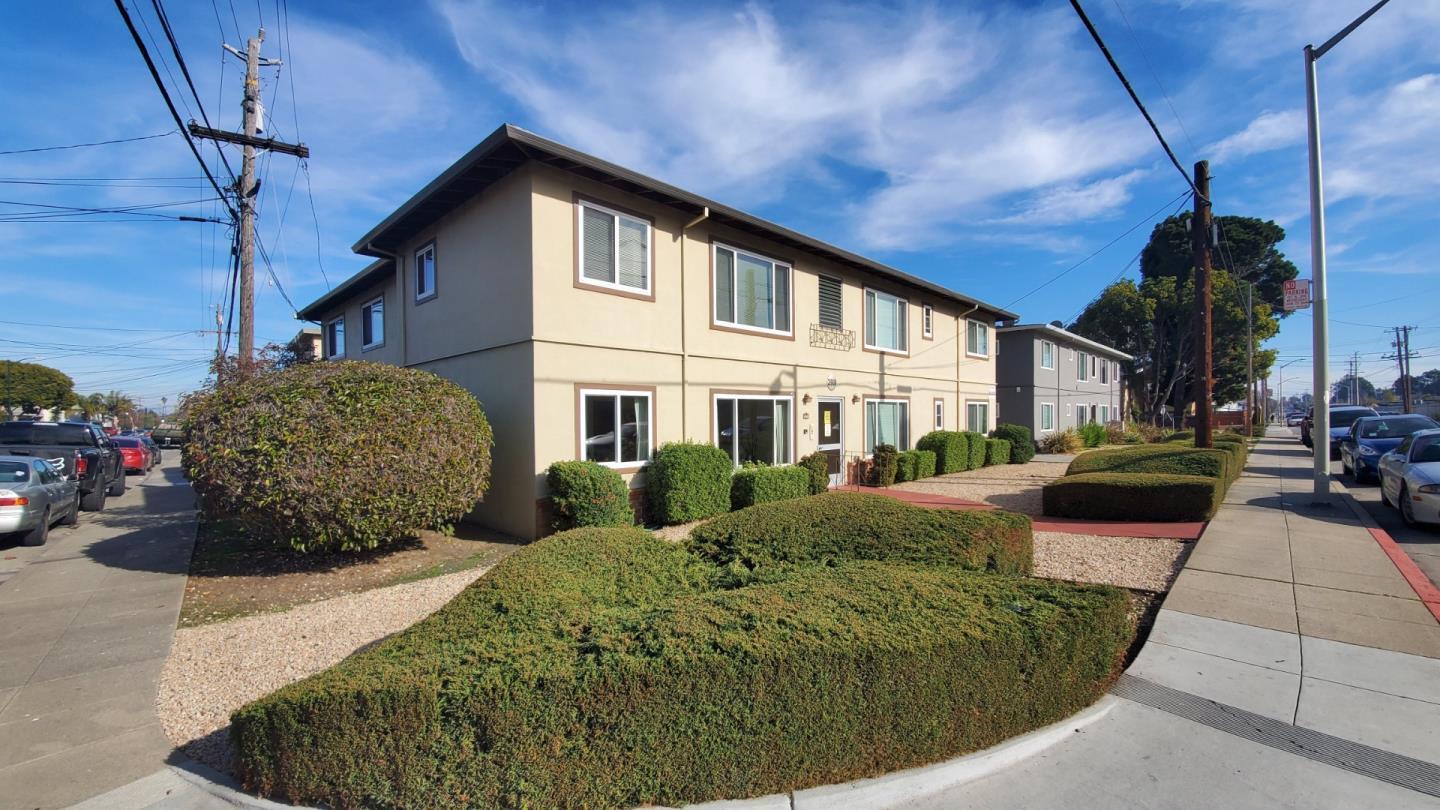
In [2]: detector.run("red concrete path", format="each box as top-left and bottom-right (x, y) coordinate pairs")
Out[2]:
(833, 484), (1205, 540)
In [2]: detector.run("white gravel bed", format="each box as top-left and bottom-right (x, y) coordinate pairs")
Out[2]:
(1033, 531), (1191, 592)
(893, 460), (1070, 516)
(158, 565), (494, 772)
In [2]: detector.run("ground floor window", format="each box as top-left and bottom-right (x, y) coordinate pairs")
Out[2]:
(865, 399), (909, 454)
(1099, 404), (1110, 423)
(1040, 402), (1055, 432)
(715, 395), (792, 465)
(934, 398), (944, 430)
(966, 401), (989, 433)
(580, 389), (652, 466)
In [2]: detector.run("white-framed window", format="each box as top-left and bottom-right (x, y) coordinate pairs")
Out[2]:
(1077, 350), (1090, 381)
(325, 316), (345, 359)
(1100, 359), (1109, 384)
(1040, 402), (1055, 432)
(1040, 340), (1055, 370)
(415, 243), (436, 302)
(934, 398), (944, 430)
(864, 288), (908, 353)
(714, 243), (790, 334)
(922, 304), (934, 338)
(865, 399), (909, 454)
(714, 394), (792, 465)
(580, 388), (652, 466)
(1114, 361), (1121, 381)
(966, 319), (990, 357)
(361, 297), (384, 350)
(966, 400), (989, 433)
(1099, 404), (1109, 423)
(579, 199), (651, 295)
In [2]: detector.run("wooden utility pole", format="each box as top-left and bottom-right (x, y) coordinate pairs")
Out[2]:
(190, 29), (308, 366)
(1192, 160), (1214, 448)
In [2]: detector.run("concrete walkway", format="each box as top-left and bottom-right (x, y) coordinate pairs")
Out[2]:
(0, 461), (195, 810)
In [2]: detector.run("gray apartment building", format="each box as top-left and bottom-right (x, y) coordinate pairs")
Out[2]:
(996, 323), (1131, 437)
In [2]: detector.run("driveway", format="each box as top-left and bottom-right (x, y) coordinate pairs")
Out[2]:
(0, 459), (195, 810)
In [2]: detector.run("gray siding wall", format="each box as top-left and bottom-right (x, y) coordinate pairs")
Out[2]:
(997, 331), (1124, 437)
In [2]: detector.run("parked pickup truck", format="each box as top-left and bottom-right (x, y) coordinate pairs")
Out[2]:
(0, 421), (125, 511)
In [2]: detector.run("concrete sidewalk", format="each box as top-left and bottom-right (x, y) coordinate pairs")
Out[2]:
(0, 461), (195, 810)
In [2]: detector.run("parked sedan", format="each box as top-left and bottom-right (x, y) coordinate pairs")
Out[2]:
(1378, 429), (1440, 528)
(1302, 405), (1378, 458)
(140, 435), (162, 466)
(1339, 414), (1440, 483)
(0, 456), (79, 546)
(111, 436), (152, 474)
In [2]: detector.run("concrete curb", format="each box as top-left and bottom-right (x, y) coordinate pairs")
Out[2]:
(1331, 481), (1440, 622)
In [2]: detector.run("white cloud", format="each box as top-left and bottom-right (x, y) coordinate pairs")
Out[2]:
(990, 169), (1147, 226)
(1207, 109), (1304, 163)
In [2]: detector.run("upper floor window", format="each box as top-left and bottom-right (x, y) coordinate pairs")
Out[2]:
(864, 288), (907, 353)
(922, 304), (934, 339)
(415, 243), (436, 302)
(1040, 340), (1055, 369)
(325, 316), (345, 359)
(1077, 350), (1090, 381)
(579, 200), (651, 296)
(818, 274), (843, 329)
(1100, 358), (1109, 384)
(1114, 361), (1121, 380)
(966, 319), (989, 357)
(362, 297), (384, 350)
(714, 243), (791, 335)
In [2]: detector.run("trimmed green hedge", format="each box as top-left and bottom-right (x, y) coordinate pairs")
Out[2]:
(915, 449), (937, 479)
(992, 423), (1034, 463)
(233, 526), (1128, 808)
(688, 492), (1032, 576)
(1066, 445), (1232, 481)
(917, 431), (968, 474)
(1043, 472), (1224, 521)
(985, 438), (1012, 466)
(963, 432), (987, 470)
(546, 460), (633, 529)
(731, 465), (810, 509)
(647, 442), (733, 525)
(895, 449), (937, 483)
(797, 452), (830, 495)
(872, 443), (899, 487)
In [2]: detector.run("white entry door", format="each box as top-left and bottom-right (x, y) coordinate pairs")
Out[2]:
(817, 397), (844, 487)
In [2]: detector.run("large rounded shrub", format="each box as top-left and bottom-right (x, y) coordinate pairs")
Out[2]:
(183, 361), (492, 552)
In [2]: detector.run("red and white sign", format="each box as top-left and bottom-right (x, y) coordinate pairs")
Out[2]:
(1283, 279), (1312, 312)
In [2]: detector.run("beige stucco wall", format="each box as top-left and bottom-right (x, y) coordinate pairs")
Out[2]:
(318, 274), (403, 366)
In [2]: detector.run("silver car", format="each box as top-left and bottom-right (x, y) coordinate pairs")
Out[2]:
(1378, 428), (1440, 528)
(0, 456), (79, 546)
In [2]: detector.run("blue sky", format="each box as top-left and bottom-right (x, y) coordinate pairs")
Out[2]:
(3, 0), (1439, 411)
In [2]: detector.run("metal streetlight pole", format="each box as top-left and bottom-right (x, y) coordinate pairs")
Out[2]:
(1305, 0), (1391, 504)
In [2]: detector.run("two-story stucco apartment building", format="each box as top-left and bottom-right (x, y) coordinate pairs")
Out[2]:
(995, 323), (1131, 439)
(297, 125), (1016, 539)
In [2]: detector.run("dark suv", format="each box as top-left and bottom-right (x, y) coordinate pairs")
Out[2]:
(1301, 405), (1379, 459)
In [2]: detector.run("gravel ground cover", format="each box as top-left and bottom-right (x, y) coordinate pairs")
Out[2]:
(651, 519), (706, 542)
(158, 565), (495, 772)
(892, 460), (1071, 516)
(1034, 531), (1192, 592)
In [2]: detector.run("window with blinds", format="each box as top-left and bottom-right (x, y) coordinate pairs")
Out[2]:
(818, 275), (843, 328)
(578, 200), (650, 295)
(865, 288), (907, 353)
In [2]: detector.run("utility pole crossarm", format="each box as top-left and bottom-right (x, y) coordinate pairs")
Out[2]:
(187, 123), (309, 158)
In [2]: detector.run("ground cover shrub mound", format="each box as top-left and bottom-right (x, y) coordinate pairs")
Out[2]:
(798, 452), (830, 495)
(917, 430), (968, 474)
(546, 460), (633, 529)
(232, 525), (1130, 809)
(1039, 428), (1083, 455)
(182, 361), (492, 553)
(985, 438), (1012, 466)
(647, 441), (733, 524)
(688, 492), (1032, 576)
(991, 423), (1034, 463)
(1077, 422), (1107, 448)
(1043, 472), (1224, 522)
(1066, 445), (1232, 481)
(963, 431), (987, 469)
(731, 464), (810, 509)
(872, 443), (899, 486)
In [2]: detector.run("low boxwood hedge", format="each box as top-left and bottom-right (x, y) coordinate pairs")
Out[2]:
(872, 443), (899, 486)
(896, 449), (936, 483)
(731, 464), (810, 509)
(985, 438), (1012, 466)
(688, 492), (1032, 576)
(232, 526), (1129, 809)
(917, 430), (967, 474)
(797, 452), (830, 495)
(1043, 472), (1224, 521)
(647, 442), (733, 525)
(992, 423), (1034, 463)
(546, 460), (634, 529)
(914, 448), (937, 479)
(1066, 445), (1232, 481)
(963, 431), (987, 470)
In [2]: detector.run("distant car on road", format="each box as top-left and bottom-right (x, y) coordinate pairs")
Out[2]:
(1301, 405), (1378, 458)
(1338, 414), (1440, 484)
(110, 436), (153, 474)
(140, 435), (162, 465)
(151, 425), (186, 449)
(1286, 412), (1305, 427)
(1378, 428), (1440, 528)
(0, 456), (79, 546)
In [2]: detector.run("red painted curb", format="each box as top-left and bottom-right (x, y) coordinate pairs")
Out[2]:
(1366, 527), (1440, 622)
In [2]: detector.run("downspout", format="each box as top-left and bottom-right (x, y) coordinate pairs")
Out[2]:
(679, 207), (710, 438)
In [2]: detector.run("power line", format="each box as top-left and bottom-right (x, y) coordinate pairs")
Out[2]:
(0, 131), (177, 157)
(0, 319), (210, 334)
(150, 0), (237, 183)
(1068, 0), (1199, 200)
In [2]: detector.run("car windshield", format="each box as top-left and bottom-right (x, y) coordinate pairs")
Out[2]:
(1332, 409), (1377, 428)
(0, 422), (92, 446)
(0, 460), (30, 482)
(1413, 437), (1440, 464)
(1359, 417), (1438, 439)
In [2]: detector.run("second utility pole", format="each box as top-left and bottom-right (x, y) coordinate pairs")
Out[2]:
(1192, 160), (1214, 448)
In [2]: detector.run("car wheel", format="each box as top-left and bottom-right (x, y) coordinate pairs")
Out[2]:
(21, 509), (49, 547)
(81, 487), (106, 512)
(60, 493), (80, 525)
(1401, 484), (1422, 528)
(108, 474), (126, 496)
